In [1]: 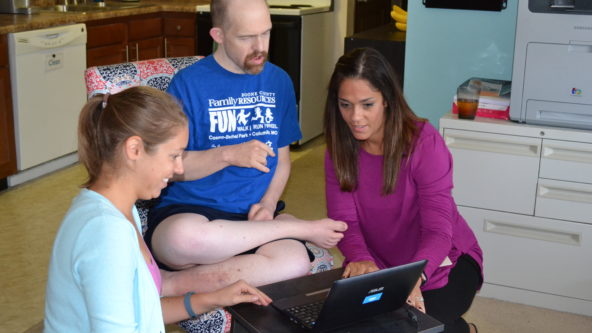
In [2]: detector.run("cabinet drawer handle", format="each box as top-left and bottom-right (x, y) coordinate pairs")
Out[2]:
(445, 134), (540, 157)
(484, 219), (581, 246)
(538, 184), (592, 204)
(164, 38), (168, 58)
(176, 25), (182, 31)
(542, 146), (592, 164)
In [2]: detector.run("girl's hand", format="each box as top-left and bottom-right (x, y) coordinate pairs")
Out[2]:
(406, 277), (425, 313)
(342, 261), (379, 278)
(211, 280), (272, 308)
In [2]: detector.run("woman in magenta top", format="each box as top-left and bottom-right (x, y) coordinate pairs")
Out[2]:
(324, 48), (483, 333)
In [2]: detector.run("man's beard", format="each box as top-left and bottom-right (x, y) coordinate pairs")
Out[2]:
(243, 51), (268, 74)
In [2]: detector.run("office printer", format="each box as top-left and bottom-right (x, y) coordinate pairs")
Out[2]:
(510, 0), (592, 130)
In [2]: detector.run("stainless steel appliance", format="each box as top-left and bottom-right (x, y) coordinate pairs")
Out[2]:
(510, 0), (592, 130)
(8, 24), (87, 186)
(196, 0), (334, 143)
(0, 0), (36, 14)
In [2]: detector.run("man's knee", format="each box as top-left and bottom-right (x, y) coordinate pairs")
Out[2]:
(259, 239), (311, 278)
(152, 214), (210, 259)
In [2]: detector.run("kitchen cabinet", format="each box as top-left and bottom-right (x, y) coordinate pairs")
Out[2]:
(128, 15), (164, 61)
(163, 12), (196, 58)
(0, 34), (17, 181)
(86, 13), (164, 67)
(86, 21), (127, 67)
(440, 113), (592, 316)
(86, 12), (196, 67)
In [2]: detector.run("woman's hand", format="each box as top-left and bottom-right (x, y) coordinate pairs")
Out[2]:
(210, 280), (272, 309)
(342, 260), (379, 278)
(406, 277), (425, 313)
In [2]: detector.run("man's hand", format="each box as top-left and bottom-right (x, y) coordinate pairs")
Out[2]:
(342, 260), (379, 278)
(248, 202), (275, 221)
(224, 140), (276, 172)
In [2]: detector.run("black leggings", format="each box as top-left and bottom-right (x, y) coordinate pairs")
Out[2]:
(422, 254), (482, 333)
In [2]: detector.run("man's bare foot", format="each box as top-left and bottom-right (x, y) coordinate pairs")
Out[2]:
(305, 219), (347, 248)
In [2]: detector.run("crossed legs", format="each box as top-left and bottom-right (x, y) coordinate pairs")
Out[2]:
(152, 212), (347, 295)
(160, 239), (311, 295)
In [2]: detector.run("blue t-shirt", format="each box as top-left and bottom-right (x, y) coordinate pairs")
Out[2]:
(160, 55), (302, 213)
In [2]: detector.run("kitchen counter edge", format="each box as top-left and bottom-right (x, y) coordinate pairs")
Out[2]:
(0, 0), (210, 35)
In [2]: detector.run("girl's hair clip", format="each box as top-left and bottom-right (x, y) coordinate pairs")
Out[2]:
(102, 93), (110, 110)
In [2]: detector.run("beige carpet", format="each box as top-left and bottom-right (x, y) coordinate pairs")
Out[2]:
(282, 138), (329, 220)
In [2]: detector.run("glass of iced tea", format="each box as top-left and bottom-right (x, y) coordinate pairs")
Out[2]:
(457, 86), (479, 120)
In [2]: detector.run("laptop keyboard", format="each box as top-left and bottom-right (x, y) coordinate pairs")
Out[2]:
(285, 300), (324, 328)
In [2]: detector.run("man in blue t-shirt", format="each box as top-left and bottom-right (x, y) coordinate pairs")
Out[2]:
(144, 0), (347, 292)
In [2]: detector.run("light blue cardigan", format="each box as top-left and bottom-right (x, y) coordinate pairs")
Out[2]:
(45, 189), (164, 332)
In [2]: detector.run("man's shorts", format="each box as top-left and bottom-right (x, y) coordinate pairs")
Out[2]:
(144, 202), (315, 271)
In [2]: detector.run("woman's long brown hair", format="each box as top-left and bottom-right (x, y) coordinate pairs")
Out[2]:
(324, 48), (424, 195)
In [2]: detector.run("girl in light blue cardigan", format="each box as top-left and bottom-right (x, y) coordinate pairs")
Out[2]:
(44, 87), (271, 332)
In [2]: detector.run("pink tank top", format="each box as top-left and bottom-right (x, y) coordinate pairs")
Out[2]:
(146, 250), (162, 295)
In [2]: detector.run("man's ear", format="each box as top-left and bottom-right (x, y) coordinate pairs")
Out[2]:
(124, 136), (144, 161)
(210, 27), (224, 44)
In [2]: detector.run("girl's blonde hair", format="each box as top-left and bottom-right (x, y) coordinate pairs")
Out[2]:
(78, 86), (187, 187)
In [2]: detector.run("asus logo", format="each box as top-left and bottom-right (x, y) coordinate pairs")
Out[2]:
(368, 287), (384, 294)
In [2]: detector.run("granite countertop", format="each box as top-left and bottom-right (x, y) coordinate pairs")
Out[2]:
(0, 0), (210, 34)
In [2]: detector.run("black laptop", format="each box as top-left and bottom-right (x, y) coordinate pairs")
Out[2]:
(272, 260), (427, 332)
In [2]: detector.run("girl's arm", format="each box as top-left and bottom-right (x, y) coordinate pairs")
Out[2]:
(76, 218), (140, 331)
(161, 280), (271, 324)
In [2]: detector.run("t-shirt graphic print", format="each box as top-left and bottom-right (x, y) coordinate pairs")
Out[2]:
(208, 91), (279, 149)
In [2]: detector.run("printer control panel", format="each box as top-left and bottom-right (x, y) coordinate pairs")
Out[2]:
(529, 0), (592, 14)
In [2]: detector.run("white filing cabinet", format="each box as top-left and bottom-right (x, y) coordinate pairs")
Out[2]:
(439, 113), (592, 316)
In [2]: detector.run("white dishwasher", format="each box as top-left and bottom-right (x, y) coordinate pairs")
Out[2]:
(8, 24), (86, 177)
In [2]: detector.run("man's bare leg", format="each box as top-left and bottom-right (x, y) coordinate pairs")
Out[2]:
(150, 213), (346, 269)
(160, 239), (311, 296)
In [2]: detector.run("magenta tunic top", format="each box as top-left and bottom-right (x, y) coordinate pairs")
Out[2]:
(325, 122), (483, 291)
